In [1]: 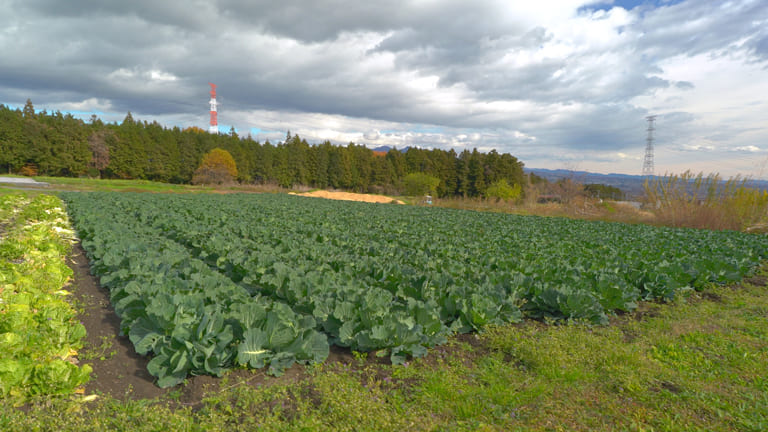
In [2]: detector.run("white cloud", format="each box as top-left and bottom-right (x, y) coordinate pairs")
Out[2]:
(733, 145), (762, 152)
(680, 144), (716, 152)
(57, 98), (113, 112)
(149, 70), (178, 82)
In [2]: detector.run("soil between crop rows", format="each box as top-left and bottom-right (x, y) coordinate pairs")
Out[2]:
(68, 243), (167, 400)
(68, 242), (359, 405)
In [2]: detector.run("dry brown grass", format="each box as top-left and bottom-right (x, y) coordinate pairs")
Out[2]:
(643, 171), (768, 231)
(433, 173), (768, 232)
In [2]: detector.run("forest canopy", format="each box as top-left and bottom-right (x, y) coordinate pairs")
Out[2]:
(0, 101), (526, 198)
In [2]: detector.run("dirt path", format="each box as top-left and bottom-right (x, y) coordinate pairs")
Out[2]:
(69, 244), (167, 400)
(292, 190), (405, 204)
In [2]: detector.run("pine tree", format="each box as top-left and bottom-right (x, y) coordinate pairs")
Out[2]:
(23, 99), (36, 119)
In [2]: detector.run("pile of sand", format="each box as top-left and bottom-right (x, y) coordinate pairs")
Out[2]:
(292, 190), (404, 204)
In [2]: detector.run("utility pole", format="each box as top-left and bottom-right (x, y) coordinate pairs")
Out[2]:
(642, 115), (656, 177)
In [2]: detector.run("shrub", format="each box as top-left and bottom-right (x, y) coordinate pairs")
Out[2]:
(19, 164), (38, 177)
(403, 173), (439, 196)
(485, 179), (522, 202)
(584, 183), (624, 200)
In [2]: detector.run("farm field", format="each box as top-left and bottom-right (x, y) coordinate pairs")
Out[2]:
(59, 191), (768, 386)
(1, 189), (767, 430)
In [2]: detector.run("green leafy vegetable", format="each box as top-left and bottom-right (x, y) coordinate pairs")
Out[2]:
(61, 191), (768, 387)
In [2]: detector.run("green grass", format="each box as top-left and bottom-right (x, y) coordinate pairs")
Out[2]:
(34, 176), (212, 193)
(0, 187), (34, 197)
(3, 266), (767, 431)
(34, 176), (311, 195)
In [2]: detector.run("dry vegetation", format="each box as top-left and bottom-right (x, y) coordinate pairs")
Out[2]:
(430, 171), (768, 233)
(643, 171), (768, 231)
(432, 192), (654, 226)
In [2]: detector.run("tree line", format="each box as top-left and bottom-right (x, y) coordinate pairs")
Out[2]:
(0, 100), (527, 197)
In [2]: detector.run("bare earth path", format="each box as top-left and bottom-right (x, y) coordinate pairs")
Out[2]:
(292, 190), (405, 204)
(69, 243), (167, 400)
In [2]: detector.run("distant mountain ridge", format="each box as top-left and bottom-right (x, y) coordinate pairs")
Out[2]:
(525, 168), (768, 198)
(525, 168), (649, 198)
(370, 145), (409, 153)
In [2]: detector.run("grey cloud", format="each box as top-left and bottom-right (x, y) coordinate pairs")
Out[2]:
(217, 0), (409, 41)
(376, 25), (549, 81)
(531, 104), (651, 152)
(1, 0), (766, 177)
(636, 0), (768, 61)
(219, 0), (523, 44)
(13, 0), (214, 33)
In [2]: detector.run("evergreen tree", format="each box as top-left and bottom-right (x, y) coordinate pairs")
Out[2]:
(273, 144), (292, 187)
(145, 121), (180, 182)
(252, 140), (275, 184)
(0, 105), (25, 173)
(468, 148), (486, 197)
(22, 99), (36, 119)
(386, 148), (406, 186)
(312, 142), (332, 188)
(455, 150), (471, 197)
(369, 153), (393, 188)
(286, 134), (309, 186)
(0, 99), (532, 195)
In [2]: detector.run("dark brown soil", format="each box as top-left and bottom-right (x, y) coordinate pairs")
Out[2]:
(69, 243), (167, 400)
(745, 274), (768, 287)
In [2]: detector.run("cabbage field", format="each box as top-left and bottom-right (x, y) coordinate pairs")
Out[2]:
(60, 192), (768, 387)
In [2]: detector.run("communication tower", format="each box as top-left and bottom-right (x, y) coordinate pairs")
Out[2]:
(209, 83), (218, 134)
(642, 115), (656, 177)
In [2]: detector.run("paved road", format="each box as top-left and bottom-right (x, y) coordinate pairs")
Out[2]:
(0, 176), (50, 187)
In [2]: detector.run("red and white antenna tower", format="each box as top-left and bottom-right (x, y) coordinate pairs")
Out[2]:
(208, 83), (218, 134)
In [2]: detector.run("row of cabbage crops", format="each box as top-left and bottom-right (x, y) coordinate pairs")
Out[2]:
(61, 192), (768, 387)
(1, 194), (91, 398)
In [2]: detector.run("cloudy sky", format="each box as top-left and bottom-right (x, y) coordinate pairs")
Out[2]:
(1, 0), (767, 178)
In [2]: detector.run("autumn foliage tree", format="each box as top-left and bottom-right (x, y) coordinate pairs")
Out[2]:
(192, 148), (238, 185)
(182, 126), (207, 134)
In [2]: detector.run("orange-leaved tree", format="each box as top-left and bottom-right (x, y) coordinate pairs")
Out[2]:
(192, 148), (238, 185)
